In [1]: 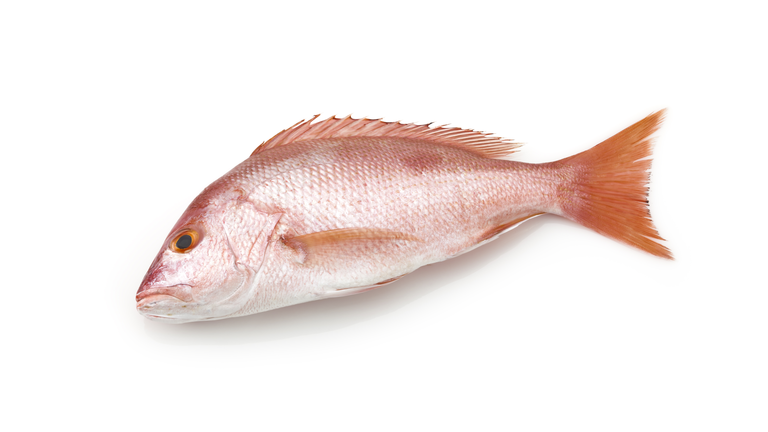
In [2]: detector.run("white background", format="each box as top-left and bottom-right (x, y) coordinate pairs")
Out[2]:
(1, 1), (766, 431)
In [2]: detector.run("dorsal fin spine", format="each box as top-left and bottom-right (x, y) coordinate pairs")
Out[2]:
(251, 115), (522, 159)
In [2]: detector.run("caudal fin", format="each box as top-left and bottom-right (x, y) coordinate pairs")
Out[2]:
(554, 110), (672, 259)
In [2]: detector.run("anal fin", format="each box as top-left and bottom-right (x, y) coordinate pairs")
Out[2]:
(478, 213), (544, 244)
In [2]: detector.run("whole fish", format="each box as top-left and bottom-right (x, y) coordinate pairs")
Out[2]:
(137, 111), (672, 323)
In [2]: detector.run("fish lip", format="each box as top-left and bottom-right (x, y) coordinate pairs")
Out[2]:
(136, 285), (194, 303)
(138, 309), (195, 324)
(143, 313), (185, 322)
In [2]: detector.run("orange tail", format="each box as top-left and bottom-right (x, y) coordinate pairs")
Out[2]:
(553, 110), (672, 259)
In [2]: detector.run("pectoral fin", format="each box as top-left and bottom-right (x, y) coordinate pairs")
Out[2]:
(283, 228), (419, 264)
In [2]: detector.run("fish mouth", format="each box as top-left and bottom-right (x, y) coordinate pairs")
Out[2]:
(136, 285), (194, 304)
(136, 286), (197, 323)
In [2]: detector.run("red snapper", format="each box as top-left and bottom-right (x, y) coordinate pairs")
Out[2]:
(136, 111), (672, 323)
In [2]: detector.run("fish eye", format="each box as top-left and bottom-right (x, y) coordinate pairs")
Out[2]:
(170, 229), (200, 253)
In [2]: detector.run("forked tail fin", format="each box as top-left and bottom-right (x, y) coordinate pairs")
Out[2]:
(553, 110), (672, 259)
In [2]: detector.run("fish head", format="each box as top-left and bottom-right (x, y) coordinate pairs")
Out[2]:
(136, 194), (280, 323)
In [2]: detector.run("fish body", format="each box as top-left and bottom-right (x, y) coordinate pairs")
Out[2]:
(137, 112), (671, 323)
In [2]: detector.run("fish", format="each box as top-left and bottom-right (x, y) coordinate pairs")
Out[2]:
(136, 110), (672, 323)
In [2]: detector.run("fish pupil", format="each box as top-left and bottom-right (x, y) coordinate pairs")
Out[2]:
(176, 234), (192, 249)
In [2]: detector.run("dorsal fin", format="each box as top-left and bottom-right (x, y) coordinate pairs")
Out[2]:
(251, 115), (522, 159)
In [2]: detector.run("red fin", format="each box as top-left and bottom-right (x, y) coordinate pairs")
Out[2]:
(479, 213), (544, 244)
(554, 110), (672, 259)
(371, 275), (405, 287)
(321, 275), (406, 299)
(252, 115), (522, 159)
(283, 228), (419, 264)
